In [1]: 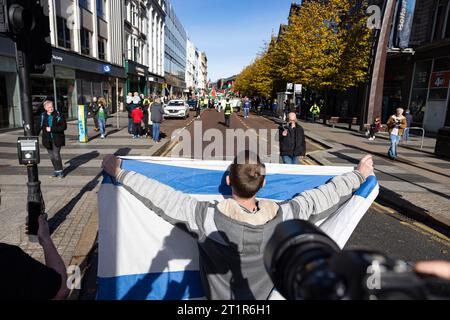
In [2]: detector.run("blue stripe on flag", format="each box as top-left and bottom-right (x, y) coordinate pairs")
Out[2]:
(354, 176), (377, 199)
(97, 271), (204, 300)
(102, 160), (378, 200)
(115, 160), (335, 200)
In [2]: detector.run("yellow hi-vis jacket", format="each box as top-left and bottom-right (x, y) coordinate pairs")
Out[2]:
(310, 104), (321, 114)
(224, 103), (233, 115)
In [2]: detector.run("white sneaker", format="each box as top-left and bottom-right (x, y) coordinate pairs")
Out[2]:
(101, 135), (105, 139)
(368, 137), (374, 141)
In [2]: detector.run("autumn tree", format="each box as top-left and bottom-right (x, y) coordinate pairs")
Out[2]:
(235, 0), (372, 103)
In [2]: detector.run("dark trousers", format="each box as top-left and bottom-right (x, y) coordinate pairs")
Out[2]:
(143, 110), (149, 135)
(225, 114), (231, 127)
(133, 122), (141, 137)
(93, 116), (99, 129)
(46, 141), (63, 172)
(128, 118), (133, 134)
(196, 108), (201, 117)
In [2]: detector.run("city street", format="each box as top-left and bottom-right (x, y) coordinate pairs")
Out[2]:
(161, 109), (450, 262)
(1, 0), (450, 302)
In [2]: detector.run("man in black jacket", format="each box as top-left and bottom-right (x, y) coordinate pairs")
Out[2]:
(279, 112), (306, 164)
(39, 100), (67, 178)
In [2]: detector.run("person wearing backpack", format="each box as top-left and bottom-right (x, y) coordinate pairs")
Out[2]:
(224, 98), (233, 128)
(39, 100), (67, 178)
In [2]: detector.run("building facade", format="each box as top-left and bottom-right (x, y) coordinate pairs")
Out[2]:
(197, 51), (208, 92)
(164, 0), (187, 97)
(146, 0), (166, 95)
(185, 38), (199, 93)
(123, 0), (149, 96)
(0, 0), (127, 129)
(382, 0), (450, 132)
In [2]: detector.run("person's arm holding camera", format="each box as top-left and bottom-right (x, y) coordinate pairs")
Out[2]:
(22, 214), (69, 300)
(36, 215), (70, 299)
(288, 155), (373, 220)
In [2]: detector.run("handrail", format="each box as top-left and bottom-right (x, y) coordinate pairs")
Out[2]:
(408, 127), (425, 150)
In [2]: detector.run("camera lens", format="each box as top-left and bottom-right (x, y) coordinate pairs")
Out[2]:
(264, 220), (341, 299)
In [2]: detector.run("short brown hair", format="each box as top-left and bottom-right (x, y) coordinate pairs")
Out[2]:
(228, 151), (266, 198)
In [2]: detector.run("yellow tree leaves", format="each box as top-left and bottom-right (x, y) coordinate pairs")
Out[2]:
(235, 0), (372, 96)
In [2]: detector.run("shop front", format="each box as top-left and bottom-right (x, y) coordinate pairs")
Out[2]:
(408, 56), (450, 132)
(125, 60), (148, 96)
(52, 49), (126, 116)
(148, 74), (165, 96)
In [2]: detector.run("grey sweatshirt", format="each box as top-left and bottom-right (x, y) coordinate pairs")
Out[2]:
(150, 103), (164, 123)
(116, 169), (365, 300)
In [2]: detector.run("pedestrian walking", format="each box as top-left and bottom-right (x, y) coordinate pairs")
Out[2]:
(279, 112), (306, 164)
(195, 96), (201, 119)
(97, 97), (108, 139)
(224, 98), (233, 127)
(402, 109), (413, 143)
(150, 97), (165, 143)
(102, 150), (374, 300)
(386, 108), (407, 160)
(39, 100), (67, 178)
(243, 98), (251, 119)
(90, 97), (99, 132)
(367, 117), (381, 141)
(126, 92), (134, 134)
(131, 105), (144, 139)
(309, 102), (320, 123)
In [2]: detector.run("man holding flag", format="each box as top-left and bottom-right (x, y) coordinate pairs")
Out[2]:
(101, 151), (374, 300)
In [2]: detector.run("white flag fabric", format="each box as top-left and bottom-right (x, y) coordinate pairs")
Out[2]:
(97, 157), (379, 300)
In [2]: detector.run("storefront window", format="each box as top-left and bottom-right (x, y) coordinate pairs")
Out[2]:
(55, 66), (77, 120)
(0, 56), (21, 129)
(409, 60), (432, 125)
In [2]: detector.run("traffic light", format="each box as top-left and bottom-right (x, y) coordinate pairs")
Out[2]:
(0, 0), (51, 73)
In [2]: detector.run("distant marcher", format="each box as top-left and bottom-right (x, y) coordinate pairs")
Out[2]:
(243, 98), (251, 119)
(150, 97), (165, 143)
(90, 97), (99, 132)
(310, 102), (320, 123)
(0, 213), (69, 300)
(195, 97), (201, 119)
(126, 93), (134, 134)
(386, 108), (407, 160)
(39, 100), (67, 178)
(403, 109), (413, 143)
(224, 98), (233, 127)
(279, 112), (306, 164)
(368, 117), (381, 141)
(97, 97), (108, 139)
(272, 99), (278, 115)
(131, 105), (144, 139)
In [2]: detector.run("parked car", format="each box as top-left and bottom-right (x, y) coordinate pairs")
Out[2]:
(164, 100), (190, 119)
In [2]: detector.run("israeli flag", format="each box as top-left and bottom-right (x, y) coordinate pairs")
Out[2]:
(97, 157), (379, 300)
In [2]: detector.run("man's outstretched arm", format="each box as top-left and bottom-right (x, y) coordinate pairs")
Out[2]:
(102, 155), (203, 235)
(288, 155), (374, 220)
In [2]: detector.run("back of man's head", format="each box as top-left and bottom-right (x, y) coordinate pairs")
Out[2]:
(228, 151), (266, 199)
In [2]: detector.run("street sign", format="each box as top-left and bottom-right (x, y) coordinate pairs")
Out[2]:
(294, 84), (302, 94)
(286, 83), (293, 91)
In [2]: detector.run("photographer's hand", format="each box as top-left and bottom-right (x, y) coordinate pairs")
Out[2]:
(415, 261), (450, 280)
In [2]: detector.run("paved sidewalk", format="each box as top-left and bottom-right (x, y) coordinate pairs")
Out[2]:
(0, 113), (169, 273)
(265, 114), (450, 232)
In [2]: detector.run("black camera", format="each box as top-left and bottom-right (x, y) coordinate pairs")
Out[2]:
(264, 220), (450, 300)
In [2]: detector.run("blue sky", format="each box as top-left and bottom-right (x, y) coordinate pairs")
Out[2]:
(170, 0), (295, 82)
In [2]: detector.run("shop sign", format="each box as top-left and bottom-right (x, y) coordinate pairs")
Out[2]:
(430, 71), (450, 88)
(102, 64), (112, 74)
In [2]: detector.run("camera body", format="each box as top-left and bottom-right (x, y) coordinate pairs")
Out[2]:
(264, 220), (450, 300)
